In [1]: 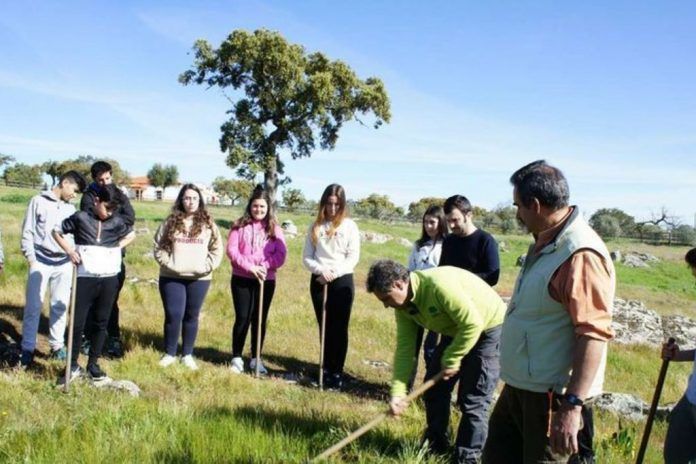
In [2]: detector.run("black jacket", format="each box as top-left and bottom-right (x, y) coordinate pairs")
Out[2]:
(80, 183), (136, 227)
(60, 211), (131, 247)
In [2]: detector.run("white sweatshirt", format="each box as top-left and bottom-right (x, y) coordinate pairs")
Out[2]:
(302, 218), (360, 278)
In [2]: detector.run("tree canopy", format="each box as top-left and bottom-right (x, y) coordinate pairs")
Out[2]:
(407, 196), (446, 222)
(212, 176), (254, 205)
(0, 153), (16, 173)
(282, 187), (307, 212)
(354, 193), (403, 220)
(179, 29), (391, 203)
(55, 155), (131, 185)
(147, 164), (179, 191)
(3, 163), (42, 187)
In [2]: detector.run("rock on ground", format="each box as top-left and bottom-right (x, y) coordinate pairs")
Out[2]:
(360, 231), (391, 244)
(594, 392), (673, 421)
(612, 299), (664, 346)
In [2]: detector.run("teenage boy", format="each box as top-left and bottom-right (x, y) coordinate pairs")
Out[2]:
(54, 184), (135, 380)
(80, 161), (135, 358)
(19, 170), (86, 368)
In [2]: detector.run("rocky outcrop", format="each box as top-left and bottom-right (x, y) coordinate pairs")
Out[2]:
(594, 392), (673, 421)
(281, 220), (298, 238)
(613, 298), (696, 347)
(622, 251), (659, 268)
(612, 299), (664, 346)
(360, 232), (391, 244)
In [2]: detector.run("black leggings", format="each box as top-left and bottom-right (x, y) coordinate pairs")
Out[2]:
(71, 276), (119, 365)
(231, 276), (276, 358)
(310, 273), (354, 374)
(84, 262), (125, 339)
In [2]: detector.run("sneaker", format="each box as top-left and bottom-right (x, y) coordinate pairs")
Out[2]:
(181, 355), (198, 371)
(106, 337), (124, 358)
(87, 362), (108, 381)
(19, 350), (34, 369)
(229, 356), (244, 374)
(67, 364), (83, 381)
(159, 354), (177, 367)
(50, 347), (67, 361)
(249, 357), (268, 375)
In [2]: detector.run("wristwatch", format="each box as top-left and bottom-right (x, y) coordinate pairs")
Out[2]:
(562, 393), (584, 407)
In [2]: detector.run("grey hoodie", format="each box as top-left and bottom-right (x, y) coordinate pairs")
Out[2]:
(21, 190), (76, 265)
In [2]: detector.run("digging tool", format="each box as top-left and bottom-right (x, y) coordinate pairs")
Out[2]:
(311, 370), (447, 461)
(319, 284), (328, 390)
(255, 279), (265, 378)
(63, 264), (78, 392)
(635, 337), (675, 464)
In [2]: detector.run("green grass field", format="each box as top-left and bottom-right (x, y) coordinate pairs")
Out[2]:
(0, 186), (694, 463)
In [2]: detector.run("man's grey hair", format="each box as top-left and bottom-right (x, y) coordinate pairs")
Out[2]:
(366, 259), (409, 294)
(509, 159), (569, 210)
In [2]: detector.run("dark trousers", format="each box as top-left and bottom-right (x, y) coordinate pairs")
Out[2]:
(71, 276), (119, 365)
(85, 262), (125, 339)
(231, 276), (276, 358)
(159, 277), (211, 356)
(482, 384), (571, 464)
(406, 329), (440, 390)
(309, 273), (354, 374)
(570, 405), (595, 464)
(423, 326), (501, 464)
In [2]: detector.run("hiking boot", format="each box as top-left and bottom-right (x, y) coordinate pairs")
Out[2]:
(229, 356), (244, 374)
(106, 337), (124, 358)
(87, 362), (108, 381)
(50, 347), (67, 361)
(181, 355), (198, 371)
(159, 354), (177, 367)
(249, 357), (268, 375)
(19, 350), (34, 369)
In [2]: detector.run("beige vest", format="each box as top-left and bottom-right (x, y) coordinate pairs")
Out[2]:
(500, 207), (615, 393)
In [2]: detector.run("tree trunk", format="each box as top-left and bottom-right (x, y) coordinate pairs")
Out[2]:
(264, 157), (279, 207)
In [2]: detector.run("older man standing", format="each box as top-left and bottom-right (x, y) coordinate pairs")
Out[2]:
(482, 160), (615, 464)
(367, 260), (506, 464)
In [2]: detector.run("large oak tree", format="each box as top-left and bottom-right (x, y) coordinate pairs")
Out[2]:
(179, 29), (391, 203)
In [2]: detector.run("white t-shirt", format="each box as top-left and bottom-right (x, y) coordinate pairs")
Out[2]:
(76, 245), (122, 278)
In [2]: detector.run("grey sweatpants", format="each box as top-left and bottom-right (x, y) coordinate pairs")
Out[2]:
(22, 260), (73, 352)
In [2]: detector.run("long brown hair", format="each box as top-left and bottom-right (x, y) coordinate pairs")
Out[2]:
(159, 184), (216, 253)
(311, 183), (348, 244)
(232, 184), (278, 239)
(416, 205), (447, 247)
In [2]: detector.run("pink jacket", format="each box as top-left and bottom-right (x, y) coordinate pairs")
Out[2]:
(226, 221), (287, 280)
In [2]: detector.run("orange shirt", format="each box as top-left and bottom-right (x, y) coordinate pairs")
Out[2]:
(533, 208), (614, 341)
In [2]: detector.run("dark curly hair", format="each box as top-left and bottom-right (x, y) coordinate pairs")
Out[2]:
(158, 183), (216, 253)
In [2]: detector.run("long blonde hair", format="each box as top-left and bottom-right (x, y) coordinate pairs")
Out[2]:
(311, 183), (348, 244)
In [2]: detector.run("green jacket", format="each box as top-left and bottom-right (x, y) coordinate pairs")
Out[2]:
(391, 266), (506, 397)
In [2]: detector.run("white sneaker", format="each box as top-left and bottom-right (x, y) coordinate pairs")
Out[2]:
(230, 356), (244, 374)
(249, 357), (268, 375)
(181, 355), (198, 371)
(159, 354), (177, 367)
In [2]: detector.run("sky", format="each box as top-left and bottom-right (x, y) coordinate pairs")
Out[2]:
(1, 0), (695, 223)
